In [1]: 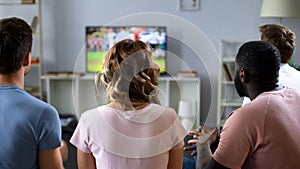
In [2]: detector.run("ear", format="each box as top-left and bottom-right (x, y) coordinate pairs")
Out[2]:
(239, 68), (249, 83)
(22, 52), (32, 75)
(23, 52), (31, 67)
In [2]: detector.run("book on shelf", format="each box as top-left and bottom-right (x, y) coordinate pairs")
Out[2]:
(177, 71), (198, 77)
(24, 86), (38, 93)
(31, 57), (39, 64)
(30, 16), (39, 33)
(24, 86), (40, 98)
(222, 63), (233, 81)
(21, 0), (35, 4)
(45, 71), (85, 78)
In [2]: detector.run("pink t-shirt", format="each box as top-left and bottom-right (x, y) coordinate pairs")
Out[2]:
(214, 87), (300, 169)
(70, 103), (186, 169)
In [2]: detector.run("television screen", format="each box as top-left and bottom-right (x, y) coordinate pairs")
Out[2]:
(86, 26), (167, 74)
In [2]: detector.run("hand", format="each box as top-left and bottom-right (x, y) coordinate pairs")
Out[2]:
(183, 126), (219, 156)
(183, 126), (202, 156)
(195, 127), (218, 169)
(197, 126), (218, 145)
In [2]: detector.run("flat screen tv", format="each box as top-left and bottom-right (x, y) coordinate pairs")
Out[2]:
(86, 26), (167, 74)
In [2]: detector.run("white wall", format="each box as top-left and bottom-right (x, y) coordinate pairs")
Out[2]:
(40, 0), (300, 126)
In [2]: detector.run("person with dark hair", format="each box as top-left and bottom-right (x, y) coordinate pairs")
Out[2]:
(194, 41), (300, 169)
(0, 17), (64, 168)
(70, 39), (186, 169)
(242, 24), (300, 105)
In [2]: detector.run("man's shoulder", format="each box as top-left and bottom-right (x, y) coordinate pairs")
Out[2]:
(27, 95), (57, 113)
(230, 95), (270, 119)
(279, 64), (300, 81)
(7, 88), (58, 116)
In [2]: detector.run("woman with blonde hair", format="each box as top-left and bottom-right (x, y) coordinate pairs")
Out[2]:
(70, 39), (186, 169)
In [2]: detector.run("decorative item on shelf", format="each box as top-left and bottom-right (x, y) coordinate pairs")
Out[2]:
(24, 86), (38, 92)
(45, 71), (85, 78)
(178, 100), (196, 131)
(24, 86), (39, 98)
(30, 16), (39, 33)
(177, 71), (198, 77)
(179, 0), (200, 11)
(21, 0), (35, 4)
(31, 57), (39, 64)
(222, 63), (233, 81)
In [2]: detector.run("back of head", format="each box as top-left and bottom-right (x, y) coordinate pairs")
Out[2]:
(236, 41), (281, 86)
(259, 24), (296, 63)
(0, 17), (33, 74)
(96, 39), (160, 108)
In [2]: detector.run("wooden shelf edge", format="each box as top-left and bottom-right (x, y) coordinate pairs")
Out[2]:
(0, 2), (38, 5)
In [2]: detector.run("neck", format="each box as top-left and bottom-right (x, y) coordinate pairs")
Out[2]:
(108, 101), (149, 111)
(248, 83), (283, 100)
(0, 70), (24, 89)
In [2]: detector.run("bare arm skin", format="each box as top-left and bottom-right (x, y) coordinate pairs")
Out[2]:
(60, 140), (68, 162)
(77, 149), (96, 169)
(167, 141), (184, 169)
(39, 148), (64, 169)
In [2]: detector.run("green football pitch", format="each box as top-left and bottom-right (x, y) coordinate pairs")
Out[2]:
(87, 52), (166, 73)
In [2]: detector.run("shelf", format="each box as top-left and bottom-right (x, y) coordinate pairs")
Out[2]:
(41, 74), (200, 81)
(29, 91), (41, 98)
(30, 61), (41, 67)
(1, 1), (42, 100)
(0, 2), (38, 6)
(221, 102), (242, 107)
(222, 57), (235, 63)
(24, 86), (40, 97)
(219, 119), (226, 127)
(222, 80), (234, 85)
(42, 75), (201, 125)
(218, 40), (245, 128)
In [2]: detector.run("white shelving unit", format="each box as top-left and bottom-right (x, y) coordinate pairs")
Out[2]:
(217, 40), (244, 127)
(0, 0), (43, 99)
(41, 75), (201, 127)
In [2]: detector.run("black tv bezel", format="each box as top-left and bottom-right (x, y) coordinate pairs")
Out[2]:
(85, 25), (167, 75)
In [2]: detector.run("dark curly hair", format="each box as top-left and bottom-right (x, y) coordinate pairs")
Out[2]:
(236, 41), (281, 88)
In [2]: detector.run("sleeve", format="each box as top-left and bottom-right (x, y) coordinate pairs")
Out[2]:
(170, 109), (186, 150)
(70, 119), (92, 153)
(37, 105), (62, 150)
(213, 106), (263, 168)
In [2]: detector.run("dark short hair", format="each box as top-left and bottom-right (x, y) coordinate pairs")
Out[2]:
(259, 24), (296, 63)
(236, 41), (281, 82)
(0, 17), (33, 74)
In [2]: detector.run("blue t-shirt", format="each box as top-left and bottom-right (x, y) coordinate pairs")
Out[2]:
(0, 85), (61, 169)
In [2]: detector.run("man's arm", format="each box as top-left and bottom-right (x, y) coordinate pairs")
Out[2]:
(196, 141), (229, 169)
(205, 157), (230, 169)
(195, 128), (229, 169)
(39, 148), (64, 169)
(77, 149), (96, 169)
